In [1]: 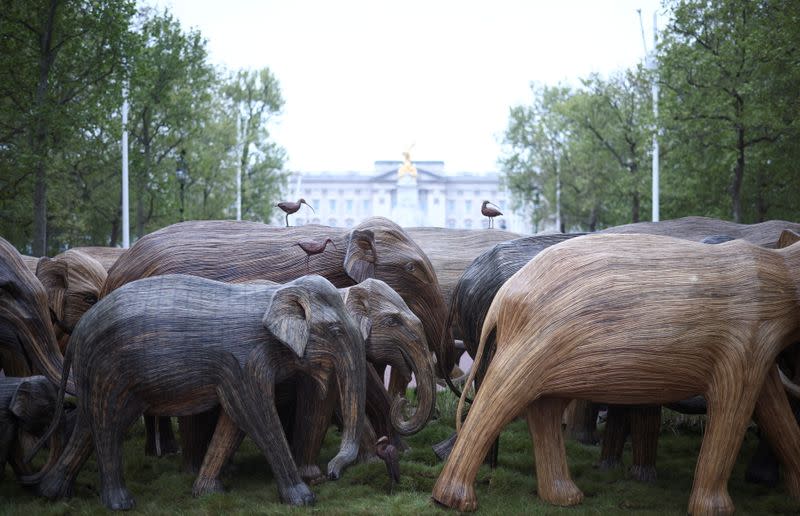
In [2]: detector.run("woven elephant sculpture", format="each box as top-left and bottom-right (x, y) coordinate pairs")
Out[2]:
(433, 233), (800, 515)
(27, 274), (366, 510)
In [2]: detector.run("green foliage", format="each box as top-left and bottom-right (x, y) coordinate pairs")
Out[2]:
(502, 1), (800, 230)
(2, 392), (799, 514)
(0, 3), (287, 254)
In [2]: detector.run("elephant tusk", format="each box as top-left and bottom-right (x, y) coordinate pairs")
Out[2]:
(778, 366), (800, 399)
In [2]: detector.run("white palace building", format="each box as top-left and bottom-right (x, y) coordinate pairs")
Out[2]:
(272, 155), (531, 233)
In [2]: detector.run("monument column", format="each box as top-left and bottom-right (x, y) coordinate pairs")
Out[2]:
(392, 148), (421, 227)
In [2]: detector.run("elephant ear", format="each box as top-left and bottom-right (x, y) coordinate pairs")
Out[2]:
(344, 229), (377, 283)
(777, 229), (800, 249)
(10, 376), (56, 434)
(262, 285), (311, 358)
(36, 256), (68, 320)
(343, 283), (372, 341)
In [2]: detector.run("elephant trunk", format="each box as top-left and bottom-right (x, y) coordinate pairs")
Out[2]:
(410, 290), (454, 382)
(20, 312), (74, 395)
(327, 341), (366, 480)
(390, 334), (436, 436)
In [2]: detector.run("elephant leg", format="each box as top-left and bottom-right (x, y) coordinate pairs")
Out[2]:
(144, 415), (179, 457)
(752, 367), (800, 498)
(687, 379), (761, 516)
(630, 405), (660, 482)
(193, 408), (245, 497)
(365, 364), (406, 452)
(38, 403), (93, 500)
(599, 405), (629, 470)
(217, 350), (313, 506)
(432, 360), (534, 511)
(291, 375), (337, 482)
(358, 419), (378, 463)
(744, 433), (780, 487)
(93, 391), (145, 511)
(527, 397), (583, 506)
(179, 407), (221, 474)
(564, 400), (599, 444)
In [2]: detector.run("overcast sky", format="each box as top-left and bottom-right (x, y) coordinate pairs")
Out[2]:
(147, 0), (664, 173)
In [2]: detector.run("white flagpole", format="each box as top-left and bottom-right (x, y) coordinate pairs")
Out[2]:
(121, 84), (130, 248)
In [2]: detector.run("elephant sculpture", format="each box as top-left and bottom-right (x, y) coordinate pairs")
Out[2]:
(27, 274), (367, 510)
(0, 237), (70, 391)
(433, 233), (584, 460)
(100, 217), (451, 455)
(183, 277), (434, 494)
(0, 375), (62, 480)
(599, 215), (800, 247)
(432, 233), (800, 515)
(35, 249), (106, 352)
(71, 246), (126, 272)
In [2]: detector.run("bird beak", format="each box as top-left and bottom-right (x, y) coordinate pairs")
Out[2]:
(302, 200), (316, 213)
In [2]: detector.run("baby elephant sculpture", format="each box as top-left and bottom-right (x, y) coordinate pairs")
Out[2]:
(433, 233), (800, 515)
(0, 375), (60, 479)
(28, 274), (366, 510)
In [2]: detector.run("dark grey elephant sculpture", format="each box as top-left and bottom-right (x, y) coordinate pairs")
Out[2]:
(27, 274), (366, 510)
(183, 277), (434, 493)
(0, 237), (70, 391)
(100, 217), (451, 456)
(0, 375), (61, 479)
(433, 233), (583, 462)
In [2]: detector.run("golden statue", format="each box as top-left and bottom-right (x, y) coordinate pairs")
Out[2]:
(398, 144), (418, 178)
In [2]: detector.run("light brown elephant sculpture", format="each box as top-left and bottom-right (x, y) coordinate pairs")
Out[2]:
(432, 233), (800, 515)
(35, 250), (106, 352)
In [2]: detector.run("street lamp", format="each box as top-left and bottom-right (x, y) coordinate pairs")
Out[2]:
(176, 150), (188, 222)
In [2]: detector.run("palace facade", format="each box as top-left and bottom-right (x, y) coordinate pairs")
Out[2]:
(272, 160), (531, 233)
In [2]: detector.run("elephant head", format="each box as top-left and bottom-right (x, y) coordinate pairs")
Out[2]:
(36, 250), (106, 351)
(0, 375), (63, 479)
(263, 275), (366, 479)
(0, 238), (71, 392)
(343, 218), (453, 379)
(340, 278), (435, 435)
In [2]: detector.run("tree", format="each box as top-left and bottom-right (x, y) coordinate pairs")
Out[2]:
(0, 0), (135, 255)
(659, 0), (800, 222)
(223, 68), (287, 223)
(126, 8), (215, 237)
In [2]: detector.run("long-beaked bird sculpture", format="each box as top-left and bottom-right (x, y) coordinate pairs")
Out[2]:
(276, 198), (315, 227)
(480, 200), (502, 229)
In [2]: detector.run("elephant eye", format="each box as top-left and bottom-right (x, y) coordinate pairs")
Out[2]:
(404, 262), (415, 273)
(83, 293), (98, 305)
(385, 315), (401, 327)
(328, 323), (345, 337)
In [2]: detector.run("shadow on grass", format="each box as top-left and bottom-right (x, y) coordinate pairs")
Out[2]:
(1, 392), (799, 515)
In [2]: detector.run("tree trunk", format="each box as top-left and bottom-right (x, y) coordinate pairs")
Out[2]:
(31, 0), (59, 257)
(731, 96), (745, 223)
(137, 108), (150, 238)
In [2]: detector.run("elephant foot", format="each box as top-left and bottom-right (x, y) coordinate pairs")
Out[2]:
(432, 432), (457, 461)
(630, 464), (657, 482)
(280, 482), (315, 506)
(687, 489), (734, 516)
(38, 470), (74, 500)
(298, 464), (325, 484)
(327, 446), (358, 480)
(431, 477), (478, 512)
(538, 479), (584, 507)
(101, 486), (136, 511)
(192, 476), (224, 497)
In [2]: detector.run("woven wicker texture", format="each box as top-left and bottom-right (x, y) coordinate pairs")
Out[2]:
(434, 233), (800, 515)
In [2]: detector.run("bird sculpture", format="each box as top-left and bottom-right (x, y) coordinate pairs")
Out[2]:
(481, 200), (503, 229)
(375, 435), (400, 491)
(276, 198), (315, 227)
(295, 237), (336, 271)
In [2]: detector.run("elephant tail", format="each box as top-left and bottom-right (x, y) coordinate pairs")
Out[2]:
(456, 296), (500, 434)
(22, 334), (75, 470)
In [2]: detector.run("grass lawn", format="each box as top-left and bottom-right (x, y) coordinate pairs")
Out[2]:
(2, 391), (799, 515)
